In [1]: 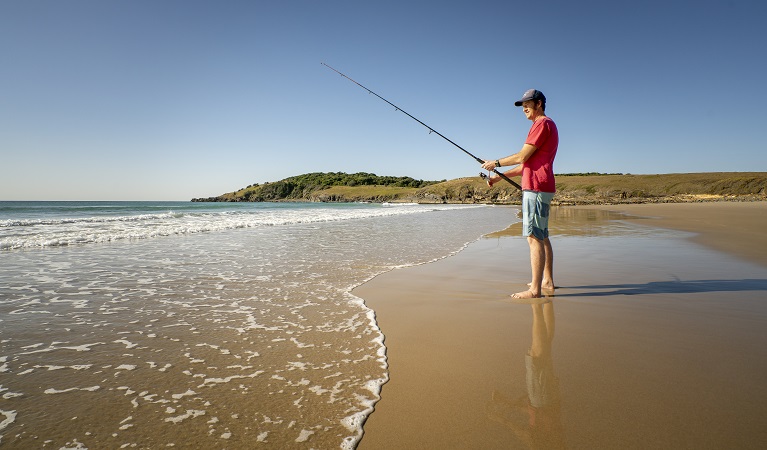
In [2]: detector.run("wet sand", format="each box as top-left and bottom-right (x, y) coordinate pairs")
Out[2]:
(588, 202), (767, 268)
(353, 201), (767, 449)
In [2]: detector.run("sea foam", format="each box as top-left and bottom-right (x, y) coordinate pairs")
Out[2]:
(0, 202), (516, 448)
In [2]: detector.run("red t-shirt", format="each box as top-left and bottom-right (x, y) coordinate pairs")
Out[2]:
(522, 116), (558, 192)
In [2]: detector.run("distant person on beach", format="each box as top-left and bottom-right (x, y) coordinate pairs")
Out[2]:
(482, 89), (559, 299)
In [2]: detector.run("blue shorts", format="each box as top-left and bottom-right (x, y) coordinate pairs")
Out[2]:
(522, 190), (554, 239)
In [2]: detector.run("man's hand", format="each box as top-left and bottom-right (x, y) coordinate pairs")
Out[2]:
(481, 159), (498, 171)
(479, 172), (498, 187)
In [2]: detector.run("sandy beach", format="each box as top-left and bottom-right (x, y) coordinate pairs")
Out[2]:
(353, 201), (767, 449)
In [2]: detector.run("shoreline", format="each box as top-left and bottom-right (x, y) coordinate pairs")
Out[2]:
(353, 201), (767, 449)
(0, 203), (515, 449)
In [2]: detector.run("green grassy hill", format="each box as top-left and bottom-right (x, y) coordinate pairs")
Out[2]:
(192, 172), (767, 205)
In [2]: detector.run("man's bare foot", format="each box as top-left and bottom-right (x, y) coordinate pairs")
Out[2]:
(511, 289), (540, 299)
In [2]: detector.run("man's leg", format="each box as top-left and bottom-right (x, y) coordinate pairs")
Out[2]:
(529, 237), (554, 290)
(542, 237), (554, 290)
(512, 236), (545, 299)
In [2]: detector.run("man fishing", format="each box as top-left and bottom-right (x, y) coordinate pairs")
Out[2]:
(322, 65), (555, 299)
(482, 89), (559, 299)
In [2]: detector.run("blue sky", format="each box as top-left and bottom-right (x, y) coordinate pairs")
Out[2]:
(1, 0), (765, 200)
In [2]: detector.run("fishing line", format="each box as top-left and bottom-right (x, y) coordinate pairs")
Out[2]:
(321, 63), (522, 190)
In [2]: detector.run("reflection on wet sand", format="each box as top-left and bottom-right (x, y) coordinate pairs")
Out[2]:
(488, 300), (565, 449)
(485, 206), (649, 239)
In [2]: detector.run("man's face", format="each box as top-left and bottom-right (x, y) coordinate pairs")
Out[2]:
(521, 100), (540, 121)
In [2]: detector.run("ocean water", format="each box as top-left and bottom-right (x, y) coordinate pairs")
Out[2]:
(0, 201), (516, 448)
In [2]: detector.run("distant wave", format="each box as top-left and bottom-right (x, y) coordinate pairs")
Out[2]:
(0, 204), (483, 250)
(0, 212), (180, 228)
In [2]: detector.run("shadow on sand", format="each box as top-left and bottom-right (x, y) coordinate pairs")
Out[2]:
(559, 278), (767, 297)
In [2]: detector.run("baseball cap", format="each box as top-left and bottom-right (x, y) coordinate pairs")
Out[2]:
(514, 89), (546, 107)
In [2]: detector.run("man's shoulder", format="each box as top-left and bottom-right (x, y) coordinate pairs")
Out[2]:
(539, 116), (558, 135)
(541, 116), (556, 126)
(529, 116), (557, 135)
(531, 116), (556, 127)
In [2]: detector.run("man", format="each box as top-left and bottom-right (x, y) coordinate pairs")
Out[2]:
(481, 89), (559, 299)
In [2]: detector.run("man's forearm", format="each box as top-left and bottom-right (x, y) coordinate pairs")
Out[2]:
(502, 165), (523, 177)
(498, 144), (537, 167)
(487, 165), (522, 187)
(497, 153), (523, 167)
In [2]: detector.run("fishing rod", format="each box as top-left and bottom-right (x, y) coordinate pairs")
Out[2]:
(321, 63), (522, 191)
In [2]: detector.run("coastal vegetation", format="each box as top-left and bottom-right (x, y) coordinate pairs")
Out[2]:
(192, 172), (767, 205)
(196, 172), (439, 202)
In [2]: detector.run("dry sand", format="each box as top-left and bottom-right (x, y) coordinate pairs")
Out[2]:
(353, 201), (767, 449)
